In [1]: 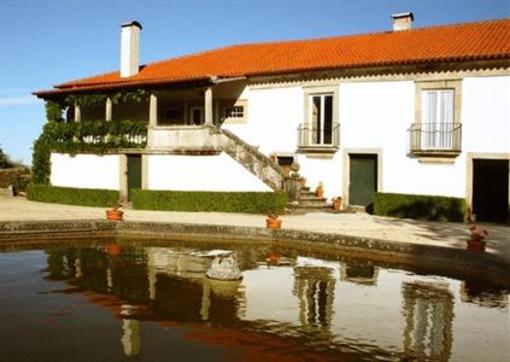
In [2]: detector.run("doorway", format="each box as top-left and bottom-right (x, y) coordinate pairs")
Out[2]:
(472, 159), (509, 223)
(189, 107), (204, 125)
(127, 155), (142, 201)
(349, 154), (378, 210)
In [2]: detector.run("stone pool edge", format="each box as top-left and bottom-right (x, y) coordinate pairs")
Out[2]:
(0, 219), (508, 284)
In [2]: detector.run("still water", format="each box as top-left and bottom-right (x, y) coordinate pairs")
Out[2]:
(0, 239), (508, 361)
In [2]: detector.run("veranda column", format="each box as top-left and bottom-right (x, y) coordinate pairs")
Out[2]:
(204, 86), (213, 126)
(149, 93), (158, 127)
(74, 103), (81, 122)
(105, 97), (113, 121)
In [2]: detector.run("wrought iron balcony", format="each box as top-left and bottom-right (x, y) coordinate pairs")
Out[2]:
(298, 122), (340, 152)
(409, 122), (462, 156)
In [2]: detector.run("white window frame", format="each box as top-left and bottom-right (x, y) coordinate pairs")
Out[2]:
(222, 99), (248, 124)
(421, 89), (455, 149)
(302, 84), (339, 152)
(309, 93), (334, 145)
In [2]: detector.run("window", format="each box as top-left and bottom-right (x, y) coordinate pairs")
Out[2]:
(411, 80), (462, 158)
(299, 85), (339, 153)
(221, 99), (247, 124)
(310, 94), (333, 145)
(421, 89), (454, 149)
(224, 105), (244, 119)
(158, 108), (183, 125)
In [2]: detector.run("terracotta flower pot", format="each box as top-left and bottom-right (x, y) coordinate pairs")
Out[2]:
(266, 218), (282, 229)
(106, 244), (122, 256)
(332, 198), (342, 211)
(466, 239), (486, 253)
(106, 209), (124, 221)
(266, 252), (280, 265)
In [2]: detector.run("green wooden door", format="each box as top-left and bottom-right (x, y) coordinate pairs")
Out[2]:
(127, 155), (142, 200)
(349, 154), (377, 208)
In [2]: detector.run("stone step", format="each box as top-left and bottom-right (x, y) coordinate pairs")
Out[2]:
(301, 186), (311, 192)
(301, 191), (318, 197)
(287, 203), (332, 210)
(299, 195), (327, 202)
(298, 199), (330, 207)
(286, 204), (334, 214)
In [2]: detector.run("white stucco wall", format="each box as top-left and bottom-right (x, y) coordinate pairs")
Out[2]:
(462, 76), (510, 153)
(48, 75), (509, 199)
(224, 75), (509, 200)
(147, 152), (272, 192)
(339, 80), (471, 198)
(223, 86), (303, 155)
(50, 153), (120, 190)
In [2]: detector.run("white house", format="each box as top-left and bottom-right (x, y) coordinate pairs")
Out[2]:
(34, 14), (510, 222)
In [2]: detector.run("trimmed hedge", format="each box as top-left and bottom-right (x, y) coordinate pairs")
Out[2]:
(27, 184), (119, 207)
(131, 190), (287, 214)
(373, 192), (466, 222)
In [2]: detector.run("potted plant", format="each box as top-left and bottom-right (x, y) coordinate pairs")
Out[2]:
(332, 196), (342, 211)
(106, 244), (122, 256)
(266, 210), (282, 229)
(106, 200), (124, 221)
(315, 182), (324, 198)
(467, 224), (489, 252)
(266, 251), (281, 265)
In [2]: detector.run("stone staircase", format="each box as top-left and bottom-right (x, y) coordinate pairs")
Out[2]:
(287, 186), (332, 214)
(217, 127), (332, 213)
(219, 128), (285, 191)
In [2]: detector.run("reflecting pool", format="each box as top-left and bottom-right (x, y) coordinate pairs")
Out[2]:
(0, 239), (508, 361)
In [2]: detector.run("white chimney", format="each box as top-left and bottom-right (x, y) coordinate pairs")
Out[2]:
(392, 12), (414, 31)
(120, 21), (142, 78)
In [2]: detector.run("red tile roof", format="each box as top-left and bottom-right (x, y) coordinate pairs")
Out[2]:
(35, 18), (510, 96)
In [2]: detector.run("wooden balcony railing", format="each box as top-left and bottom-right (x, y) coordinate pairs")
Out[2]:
(410, 122), (461, 155)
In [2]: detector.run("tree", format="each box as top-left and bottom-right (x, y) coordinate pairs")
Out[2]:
(0, 145), (13, 168)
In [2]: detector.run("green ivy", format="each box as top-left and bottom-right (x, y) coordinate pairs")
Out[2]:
(43, 119), (147, 154)
(45, 100), (65, 122)
(65, 89), (148, 109)
(32, 100), (148, 184)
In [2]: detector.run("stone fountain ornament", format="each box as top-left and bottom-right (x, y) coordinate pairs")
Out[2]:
(205, 251), (243, 281)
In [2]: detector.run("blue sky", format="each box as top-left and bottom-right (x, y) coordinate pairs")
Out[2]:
(1, 0), (509, 165)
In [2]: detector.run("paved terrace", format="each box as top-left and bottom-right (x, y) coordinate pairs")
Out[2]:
(1, 197), (509, 263)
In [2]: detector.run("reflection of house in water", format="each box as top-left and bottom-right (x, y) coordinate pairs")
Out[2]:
(459, 280), (509, 308)
(340, 262), (379, 286)
(47, 246), (246, 358)
(146, 247), (245, 324)
(402, 281), (454, 361)
(293, 257), (336, 329)
(120, 305), (141, 357)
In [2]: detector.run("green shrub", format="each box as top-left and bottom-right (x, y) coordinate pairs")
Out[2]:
(131, 190), (287, 214)
(27, 184), (119, 207)
(373, 192), (466, 222)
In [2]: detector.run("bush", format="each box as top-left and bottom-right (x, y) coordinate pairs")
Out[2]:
(373, 192), (466, 222)
(131, 190), (287, 214)
(27, 184), (119, 207)
(0, 167), (30, 194)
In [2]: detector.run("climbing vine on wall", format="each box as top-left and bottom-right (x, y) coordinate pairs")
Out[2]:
(31, 100), (147, 184)
(65, 89), (148, 109)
